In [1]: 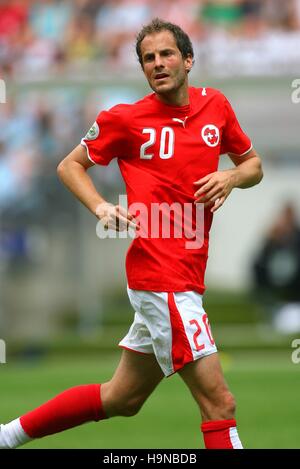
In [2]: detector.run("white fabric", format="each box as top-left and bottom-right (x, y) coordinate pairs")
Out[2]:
(229, 426), (243, 449)
(0, 418), (32, 449)
(119, 287), (217, 376)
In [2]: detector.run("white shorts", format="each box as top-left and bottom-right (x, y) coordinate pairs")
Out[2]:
(119, 287), (217, 377)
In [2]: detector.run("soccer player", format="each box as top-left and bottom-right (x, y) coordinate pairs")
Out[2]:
(0, 18), (263, 449)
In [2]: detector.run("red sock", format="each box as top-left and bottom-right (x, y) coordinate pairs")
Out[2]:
(20, 384), (106, 438)
(201, 418), (243, 449)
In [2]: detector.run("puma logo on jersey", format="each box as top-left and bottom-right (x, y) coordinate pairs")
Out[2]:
(172, 117), (188, 128)
(202, 88), (207, 96)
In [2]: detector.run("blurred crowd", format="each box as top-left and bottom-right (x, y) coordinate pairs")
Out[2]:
(0, 0), (300, 78)
(252, 203), (300, 333)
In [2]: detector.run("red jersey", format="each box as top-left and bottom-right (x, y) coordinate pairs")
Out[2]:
(81, 87), (252, 294)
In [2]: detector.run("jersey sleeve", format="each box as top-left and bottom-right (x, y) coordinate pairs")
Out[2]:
(80, 105), (128, 165)
(220, 96), (252, 156)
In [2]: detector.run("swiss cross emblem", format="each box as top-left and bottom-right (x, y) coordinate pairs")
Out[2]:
(201, 124), (220, 147)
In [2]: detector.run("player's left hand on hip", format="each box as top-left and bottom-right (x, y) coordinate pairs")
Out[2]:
(193, 171), (234, 212)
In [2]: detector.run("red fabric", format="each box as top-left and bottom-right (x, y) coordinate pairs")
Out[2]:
(82, 87), (251, 295)
(20, 384), (106, 438)
(168, 292), (193, 372)
(0, 5), (28, 38)
(201, 418), (237, 449)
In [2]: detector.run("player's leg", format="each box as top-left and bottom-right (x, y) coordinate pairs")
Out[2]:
(0, 350), (163, 449)
(101, 348), (164, 417)
(161, 290), (242, 449)
(179, 352), (235, 421)
(179, 353), (243, 449)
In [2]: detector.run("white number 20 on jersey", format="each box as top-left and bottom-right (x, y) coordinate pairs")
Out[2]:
(140, 127), (175, 160)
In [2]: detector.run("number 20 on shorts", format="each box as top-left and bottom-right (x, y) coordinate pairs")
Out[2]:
(189, 314), (215, 351)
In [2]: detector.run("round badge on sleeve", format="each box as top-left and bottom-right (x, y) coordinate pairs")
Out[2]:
(201, 124), (220, 147)
(85, 121), (100, 140)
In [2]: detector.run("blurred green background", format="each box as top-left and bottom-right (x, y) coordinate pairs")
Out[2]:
(1, 0), (300, 449)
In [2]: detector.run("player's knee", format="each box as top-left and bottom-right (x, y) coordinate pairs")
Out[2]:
(120, 396), (144, 417)
(108, 394), (145, 417)
(220, 391), (236, 416)
(200, 388), (236, 420)
(101, 382), (146, 417)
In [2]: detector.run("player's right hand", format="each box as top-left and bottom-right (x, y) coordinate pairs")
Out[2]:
(95, 202), (139, 232)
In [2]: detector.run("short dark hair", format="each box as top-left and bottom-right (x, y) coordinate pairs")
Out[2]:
(136, 18), (194, 68)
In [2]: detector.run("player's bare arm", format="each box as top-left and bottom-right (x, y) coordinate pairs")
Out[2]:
(193, 148), (263, 212)
(57, 144), (137, 231)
